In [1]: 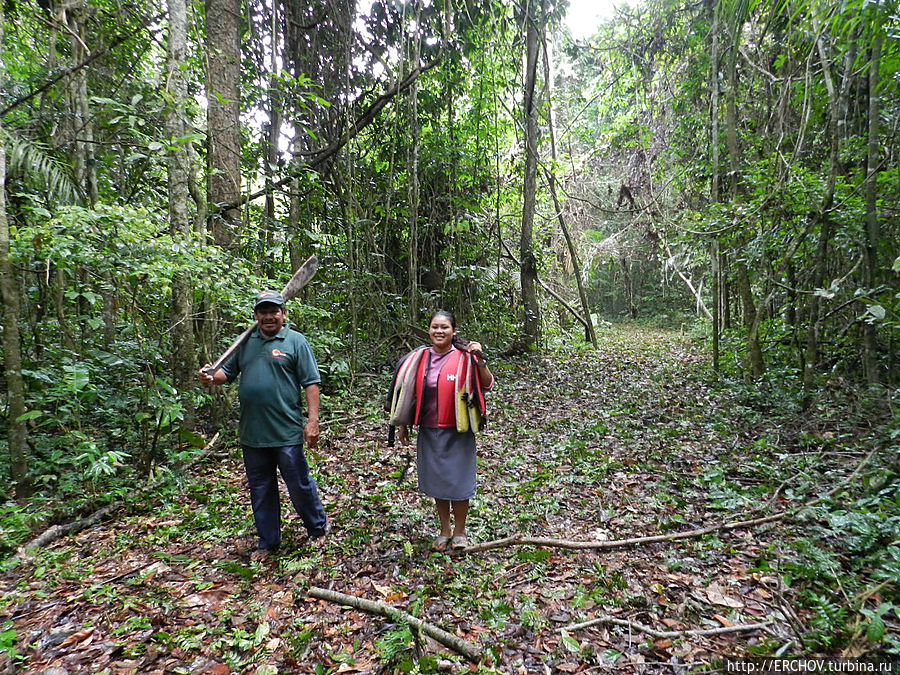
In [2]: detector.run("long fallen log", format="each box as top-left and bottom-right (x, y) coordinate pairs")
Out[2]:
(308, 586), (481, 662)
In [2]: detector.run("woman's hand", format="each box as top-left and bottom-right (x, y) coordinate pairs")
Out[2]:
(465, 342), (488, 366)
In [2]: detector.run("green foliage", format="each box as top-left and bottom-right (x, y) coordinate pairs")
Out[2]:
(0, 621), (19, 662)
(0, 501), (46, 553)
(0, 203), (247, 539)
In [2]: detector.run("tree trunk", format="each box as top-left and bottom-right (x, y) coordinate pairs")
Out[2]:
(803, 28), (852, 395)
(724, 19), (740, 200)
(66, 3), (98, 206)
(406, 0), (421, 326)
(541, 27), (596, 348)
(287, 175), (302, 272)
(66, 4), (120, 349)
(0, 8), (30, 496)
(736, 261), (764, 377)
(262, 0), (281, 281)
(519, 0), (542, 350)
(167, 0), (196, 421)
(709, 0), (722, 370)
(206, 0), (241, 249)
(862, 21), (882, 384)
(711, 237), (720, 371)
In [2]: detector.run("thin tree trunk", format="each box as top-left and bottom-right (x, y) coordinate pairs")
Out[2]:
(803, 28), (851, 396)
(709, 0), (722, 370)
(519, 0), (542, 350)
(711, 237), (720, 371)
(540, 28), (596, 348)
(67, 4), (98, 206)
(262, 0), (280, 281)
(406, 0), (421, 326)
(736, 261), (764, 377)
(66, 4), (119, 349)
(724, 19), (740, 200)
(0, 8), (30, 496)
(167, 0), (196, 423)
(862, 22), (882, 384)
(287, 174), (302, 272)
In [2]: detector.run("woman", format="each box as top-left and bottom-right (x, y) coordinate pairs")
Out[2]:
(388, 310), (495, 551)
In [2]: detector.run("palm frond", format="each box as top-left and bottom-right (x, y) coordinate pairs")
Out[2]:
(2, 129), (83, 205)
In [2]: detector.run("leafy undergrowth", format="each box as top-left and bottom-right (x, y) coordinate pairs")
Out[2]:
(1, 326), (897, 673)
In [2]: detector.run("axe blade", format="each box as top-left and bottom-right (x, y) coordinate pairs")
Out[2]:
(281, 255), (318, 302)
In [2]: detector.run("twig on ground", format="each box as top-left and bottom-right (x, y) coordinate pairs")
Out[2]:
(563, 613), (771, 639)
(308, 586), (481, 662)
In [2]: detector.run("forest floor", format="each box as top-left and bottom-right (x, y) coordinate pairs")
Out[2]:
(1, 326), (897, 674)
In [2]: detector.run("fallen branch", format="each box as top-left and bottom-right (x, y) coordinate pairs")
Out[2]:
(308, 586), (481, 662)
(454, 448), (877, 556)
(563, 613), (771, 639)
(455, 512), (784, 555)
(10, 433), (221, 562)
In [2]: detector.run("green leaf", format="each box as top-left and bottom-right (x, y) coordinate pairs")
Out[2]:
(178, 429), (207, 448)
(867, 615), (885, 643)
(15, 410), (43, 422)
(560, 629), (581, 653)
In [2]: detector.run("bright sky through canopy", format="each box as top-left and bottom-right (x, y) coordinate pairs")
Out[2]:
(565, 0), (619, 39)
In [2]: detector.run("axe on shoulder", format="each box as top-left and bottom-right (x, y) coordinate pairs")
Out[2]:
(202, 255), (318, 376)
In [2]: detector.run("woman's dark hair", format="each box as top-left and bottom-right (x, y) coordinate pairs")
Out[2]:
(429, 310), (456, 329)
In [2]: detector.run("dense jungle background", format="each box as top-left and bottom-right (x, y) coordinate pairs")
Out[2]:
(0, 0), (898, 670)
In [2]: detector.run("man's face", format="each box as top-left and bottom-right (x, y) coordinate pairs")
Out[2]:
(255, 303), (285, 338)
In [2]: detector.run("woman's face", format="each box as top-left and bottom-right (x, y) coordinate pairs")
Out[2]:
(428, 315), (456, 352)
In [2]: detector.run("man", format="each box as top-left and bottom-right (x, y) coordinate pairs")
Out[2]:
(198, 290), (329, 558)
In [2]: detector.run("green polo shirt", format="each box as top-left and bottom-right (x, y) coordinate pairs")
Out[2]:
(221, 324), (321, 448)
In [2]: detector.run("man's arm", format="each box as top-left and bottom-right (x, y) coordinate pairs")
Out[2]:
(304, 383), (320, 447)
(198, 365), (229, 387)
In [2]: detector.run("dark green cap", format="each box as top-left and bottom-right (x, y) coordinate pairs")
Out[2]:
(253, 290), (285, 309)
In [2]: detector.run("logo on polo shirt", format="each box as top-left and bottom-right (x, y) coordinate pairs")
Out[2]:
(271, 349), (287, 360)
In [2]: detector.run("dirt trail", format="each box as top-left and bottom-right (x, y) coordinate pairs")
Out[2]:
(1, 328), (861, 672)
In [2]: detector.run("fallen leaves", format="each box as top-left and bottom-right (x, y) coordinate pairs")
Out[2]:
(704, 582), (745, 609)
(2, 328), (876, 672)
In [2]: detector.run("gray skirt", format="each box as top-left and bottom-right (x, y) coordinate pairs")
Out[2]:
(416, 427), (477, 501)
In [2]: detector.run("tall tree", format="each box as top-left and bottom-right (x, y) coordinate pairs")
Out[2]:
(0, 2), (30, 496)
(167, 0), (197, 410)
(540, 28), (596, 347)
(519, 0), (542, 350)
(803, 18), (855, 395)
(407, 0), (422, 326)
(862, 12), (883, 384)
(206, 0), (241, 248)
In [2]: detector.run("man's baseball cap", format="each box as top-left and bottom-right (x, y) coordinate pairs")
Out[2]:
(253, 290), (285, 309)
